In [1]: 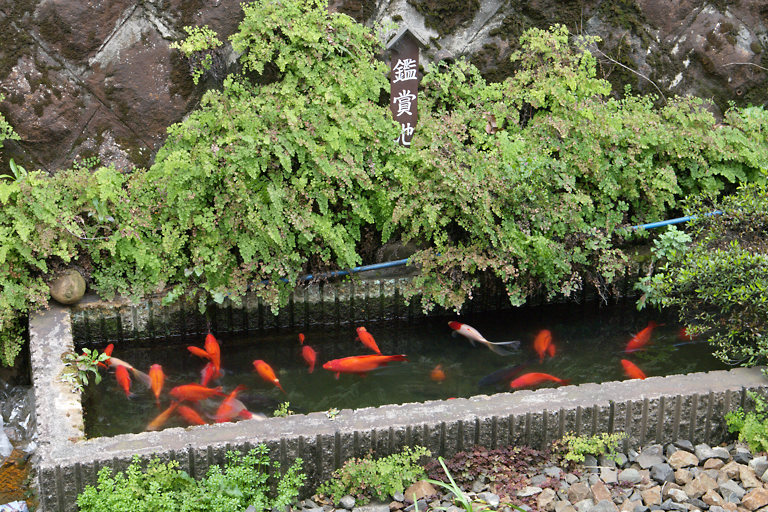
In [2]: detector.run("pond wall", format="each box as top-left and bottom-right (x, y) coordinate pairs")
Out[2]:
(30, 274), (766, 512)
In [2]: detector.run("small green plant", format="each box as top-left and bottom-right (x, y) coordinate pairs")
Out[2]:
(560, 431), (627, 463)
(726, 391), (768, 453)
(76, 445), (305, 512)
(170, 25), (224, 84)
(273, 402), (295, 417)
(317, 446), (430, 504)
(425, 456), (525, 512)
(60, 348), (109, 393)
(326, 407), (340, 420)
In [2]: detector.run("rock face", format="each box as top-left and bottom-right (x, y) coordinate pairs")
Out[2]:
(1, 0), (766, 172)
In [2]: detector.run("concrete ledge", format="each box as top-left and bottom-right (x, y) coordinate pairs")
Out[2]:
(31, 276), (760, 512)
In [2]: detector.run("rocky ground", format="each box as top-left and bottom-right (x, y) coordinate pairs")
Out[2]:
(305, 441), (768, 512)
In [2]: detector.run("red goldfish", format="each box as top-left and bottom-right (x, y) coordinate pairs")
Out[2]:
(98, 343), (114, 369)
(509, 372), (569, 389)
(253, 360), (285, 393)
(298, 333), (305, 345)
(355, 327), (382, 355)
(621, 359), (647, 380)
(115, 365), (132, 397)
(430, 364), (446, 382)
(302, 345), (317, 373)
(177, 405), (207, 426)
(322, 354), (408, 379)
(625, 321), (658, 353)
(533, 330), (553, 362)
(149, 364), (164, 405)
(200, 362), (221, 387)
(146, 402), (179, 431)
(204, 333), (221, 372)
(448, 321), (519, 356)
(214, 385), (250, 423)
(169, 384), (225, 402)
(187, 346), (211, 360)
(104, 353), (151, 388)
(678, 327), (693, 342)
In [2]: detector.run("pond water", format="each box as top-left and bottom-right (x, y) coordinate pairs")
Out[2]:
(81, 302), (729, 438)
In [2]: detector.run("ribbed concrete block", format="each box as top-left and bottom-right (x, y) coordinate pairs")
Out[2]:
(443, 421), (460, 457)
(477, 416), (494, 448)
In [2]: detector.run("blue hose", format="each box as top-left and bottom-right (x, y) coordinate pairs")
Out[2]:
(289, 211), (724, 280)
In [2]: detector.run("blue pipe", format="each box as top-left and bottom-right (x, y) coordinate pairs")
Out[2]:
(288, 211), (724, 281)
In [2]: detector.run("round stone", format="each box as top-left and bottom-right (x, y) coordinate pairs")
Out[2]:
(48, 269), (86, 305)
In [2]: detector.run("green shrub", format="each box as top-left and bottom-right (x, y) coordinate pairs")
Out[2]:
(559, 432), (627, 463)
(641, 179), (768, 366)
(317, 446), (430, 504)
(726, 391), (768, 453)
(76, 446), (305, 512)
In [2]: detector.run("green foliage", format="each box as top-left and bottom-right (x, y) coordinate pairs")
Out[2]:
(76, 446), (305, 512)
(650, 226), (692, 263)
(0, 94), (19, 150)
(559, 432), (627, 463)
(642, 180), (768, 365)
(726, 392), (768, 453)
(60, 347), (108, 393)
(170, 25), (223, 85)
(273, 402), (295, 417)
(317, 446), (430, 504)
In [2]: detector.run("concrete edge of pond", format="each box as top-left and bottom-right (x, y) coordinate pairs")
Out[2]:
(30, 302), (768, 512)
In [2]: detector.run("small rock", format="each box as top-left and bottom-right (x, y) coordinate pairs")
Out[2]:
(658, 498), (687, 511)
(574, 498), (595, 512)
(569, 482), (593, 503)
(641, 486), (661, 506)
(703, 489), (727, 507)
(538, 488), (557, 512)
(619, 469), (643, 485)
(472, 477), (488, 493)
(531, 475), (548, 486)
(599, 455), (617, 469)
(688, 497), (708, 510)
(403, 499), (427, 512)
(393, 493), (405, 502)
(477, 492), (500, 508)
(404, 481), (437, 503)
(684, 473), (718, 499)
(695, 444), (730, 462)
(748, 456), (768, 478)
(545, 467), (563, 479)
(584, 455), (599, 470)
(339, 496), (356, 510)
(662, 483), (683, 500)
(517, 486), (543, 497)
(302, 499), (320, 509)
(668, 451), (699, 469)
(592, 481), (612, 502)
(719, 480), (746, 501)
(741, 488), (768, 510)
(733, 446), (753, 465)
(566, 473), (580, 484)
(705, 458), (726, 470)
(49, 268), (86, 305)
(614, 453), (629, 468)
(674, 440), (695, 453)
(632, 506), (650, 512)
(555, 503), (576, 512)
(601, 467), (618, 484)
(675, 469), (693, 485)
(353, 505), (390, 512)
(722, 462), (743, 480)
(740, 466), (761, 488)
(650, 463), (675, 484)
(637, 445), (665, 469)
(666, 488), (688, 503)
(389, 502), (404, 511)
(589, 474), (601, 486)
(592, 500), (619, 512)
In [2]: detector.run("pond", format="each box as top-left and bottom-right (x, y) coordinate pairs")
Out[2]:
(81, 302), (728, 438)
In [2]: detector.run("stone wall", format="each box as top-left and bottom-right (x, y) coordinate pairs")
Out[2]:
(1, 0), (766, 172)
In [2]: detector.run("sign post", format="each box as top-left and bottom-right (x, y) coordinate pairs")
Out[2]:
(387, 28), (426, 147)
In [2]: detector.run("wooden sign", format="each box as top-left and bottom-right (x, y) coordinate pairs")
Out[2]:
(387, 28), (425, 147)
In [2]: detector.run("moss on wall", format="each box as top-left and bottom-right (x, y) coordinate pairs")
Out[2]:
(407, 0), (480, 36)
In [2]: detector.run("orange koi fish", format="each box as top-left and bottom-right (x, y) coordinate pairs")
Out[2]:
(625, 321), (658, 353)
(177, 405), (207, 426)
(204, 333), (221, 372)
(115, 365), (132, 397)
(302, 345), (317, 373)
(298, 333), (305, 345)
(533, 330), (553, 362)
(146, 402), (179, 431)
(448, 321), (520, 356)
(355, 327), (382, 355)
(322, 354), (408, 379)
(252, 360), (285, 393)
(214, 385), (249, 423)
(104, 354), (151, 388)
(169, 384), (225, 402)
(187, 346), (211, 361)
(149, 364), (164, 405)
(621, 359), (647, 380)
(200, 362), (221, 387)
(98, 343), (114, 369)
(678, 327), (693, 342)
(547, 343), (556, 358)
(430, 364), (446, 382)
(509, 372), (570, 389)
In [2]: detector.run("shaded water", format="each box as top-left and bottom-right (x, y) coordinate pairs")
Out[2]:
(82, 303), (729, 438)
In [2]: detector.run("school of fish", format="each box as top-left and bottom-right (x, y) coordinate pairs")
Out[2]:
(94, 319), (667, 433)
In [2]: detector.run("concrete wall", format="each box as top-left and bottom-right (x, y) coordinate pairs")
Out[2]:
(30, 277), (766, 511)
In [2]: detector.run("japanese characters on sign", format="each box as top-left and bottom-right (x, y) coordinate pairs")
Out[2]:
(389, 33), (420, 147)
